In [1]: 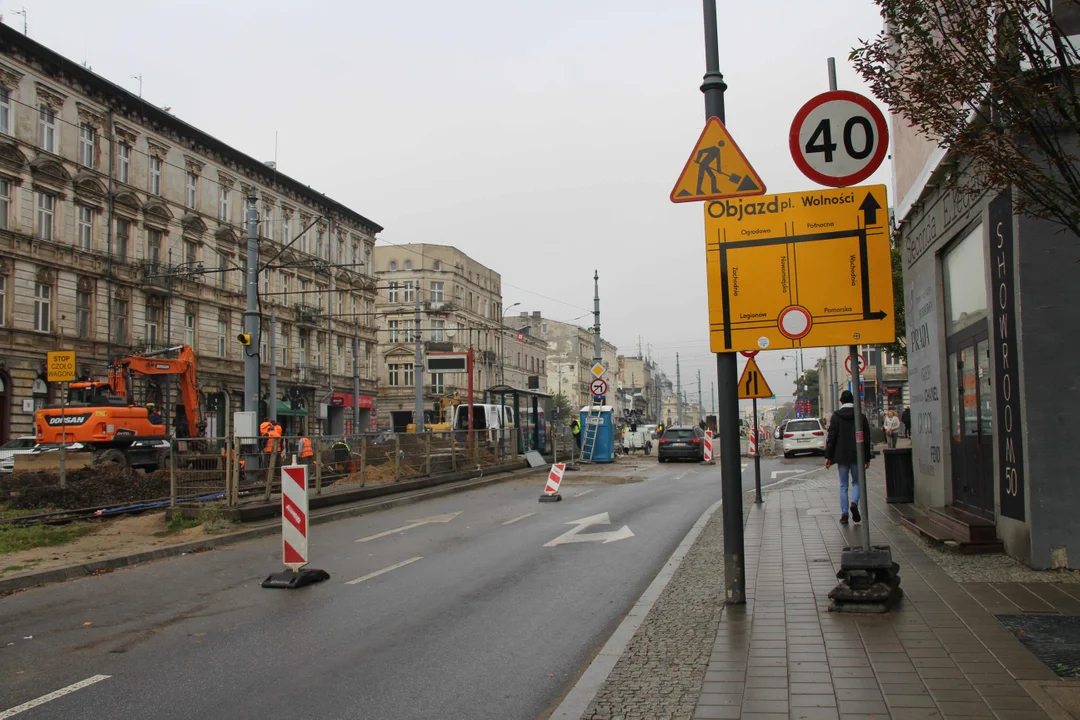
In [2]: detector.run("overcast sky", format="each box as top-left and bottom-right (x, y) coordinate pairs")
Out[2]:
(14, 0), (894, 409)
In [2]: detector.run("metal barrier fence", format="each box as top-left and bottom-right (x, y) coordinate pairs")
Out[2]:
(168, 430), (523, 508)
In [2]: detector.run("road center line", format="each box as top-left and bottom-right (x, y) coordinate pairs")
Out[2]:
(345, 557), (423, 585)
(573, 489), (594, 497)
(0, 675), (111, 719)
(502, 512), (535, 525)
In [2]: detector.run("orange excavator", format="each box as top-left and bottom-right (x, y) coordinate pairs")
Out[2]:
(35, 344), (206, 469)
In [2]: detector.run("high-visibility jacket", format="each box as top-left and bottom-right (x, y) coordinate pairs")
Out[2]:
(259, 420), (273, 436)
(571, 419), (581, 436)
(299, 437), (314, 458)
(265, 426), (282, 453)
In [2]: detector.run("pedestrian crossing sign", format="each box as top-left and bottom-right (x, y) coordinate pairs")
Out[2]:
(670, 117), (766, 203)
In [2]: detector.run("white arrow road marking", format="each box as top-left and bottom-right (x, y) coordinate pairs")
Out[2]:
(544, 512), (634, 547)
(0, 675), (111, 719)
(502, 512), (535, 526)
(771, 470), (799, 479)
(355, 511), (462, 543)
(345, 556), (423, 585)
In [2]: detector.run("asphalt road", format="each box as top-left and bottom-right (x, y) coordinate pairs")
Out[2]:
(0, 451), (823, 720)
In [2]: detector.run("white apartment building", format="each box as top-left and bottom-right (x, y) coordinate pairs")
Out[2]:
(0, 27), (380, 442)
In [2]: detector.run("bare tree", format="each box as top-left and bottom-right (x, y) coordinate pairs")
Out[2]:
(852, 0), (1080, 241)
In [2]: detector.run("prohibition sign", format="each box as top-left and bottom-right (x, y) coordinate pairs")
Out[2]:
(777, 305), (813, 339)
(590, 378), (608, 396)
(789, 90), (889, 187)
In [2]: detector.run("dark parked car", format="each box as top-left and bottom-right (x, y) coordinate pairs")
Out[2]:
(657, 425), (705, 463)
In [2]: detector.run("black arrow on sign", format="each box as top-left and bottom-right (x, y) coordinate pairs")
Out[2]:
(859, 193), (882, 226)
(866, 310), (888, 320)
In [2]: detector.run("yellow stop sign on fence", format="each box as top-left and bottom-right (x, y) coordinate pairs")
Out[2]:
(47, 351), (76, 383)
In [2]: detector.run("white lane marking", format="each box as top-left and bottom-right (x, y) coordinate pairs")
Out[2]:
(355, 511), (462, 543)
(771, 470), (798, 479)
(502, 512), (535, 526)
(544, 512), (634, 547)
(573, 489), (594, 497)
(345, 556), (423, 585)
(0, 675), (111, 719)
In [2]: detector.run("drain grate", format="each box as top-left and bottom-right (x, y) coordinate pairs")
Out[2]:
(998, 614), (1080, 678)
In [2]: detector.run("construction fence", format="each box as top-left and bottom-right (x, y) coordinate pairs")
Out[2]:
(168, 430), (524, 507)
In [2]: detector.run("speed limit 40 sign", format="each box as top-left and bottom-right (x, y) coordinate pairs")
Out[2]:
(789, 90), (889, 187)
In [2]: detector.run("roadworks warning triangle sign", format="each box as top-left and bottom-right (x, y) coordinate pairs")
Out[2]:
(670, 118), (766, 203)
(737, 357), (774, 400)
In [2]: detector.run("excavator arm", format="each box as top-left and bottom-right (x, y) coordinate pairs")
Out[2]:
(115, 345), (205, 438)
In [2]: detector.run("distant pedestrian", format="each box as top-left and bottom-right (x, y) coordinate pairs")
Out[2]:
(824, 390), (872, 525)
(901, 406), (911, 438)
(884, 410), (901, 448)
(572, 417), (582, 448)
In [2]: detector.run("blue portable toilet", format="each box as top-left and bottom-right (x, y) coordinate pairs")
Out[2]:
(579, 405), (615, 463)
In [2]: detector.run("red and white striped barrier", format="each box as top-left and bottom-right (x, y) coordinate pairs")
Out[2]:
(540, 463), (565, 502)
(703, 431), (714, 464)
(749, 431), (757, 457)
(281, 465), (309, 569)
(262, 464), (329, 589)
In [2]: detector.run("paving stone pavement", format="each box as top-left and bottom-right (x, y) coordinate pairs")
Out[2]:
(694, 466), (1066, 720)
(572, 463), (1080, 719)
(578, 493), (755, 720)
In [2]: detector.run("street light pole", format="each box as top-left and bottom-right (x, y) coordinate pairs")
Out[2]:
(701, 0), (744, 606)
(243, 192), (260, 418)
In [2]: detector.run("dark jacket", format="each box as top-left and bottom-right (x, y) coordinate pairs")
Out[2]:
(825, 405), (873, 465)
(901, 408), (911, 426)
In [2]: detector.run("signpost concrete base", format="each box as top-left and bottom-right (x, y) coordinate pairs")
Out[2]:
(827, 545), (903, 613)
(262, 567), (331, 589)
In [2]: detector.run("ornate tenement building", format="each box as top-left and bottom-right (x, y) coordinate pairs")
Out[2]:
(0, 27), (381, 442)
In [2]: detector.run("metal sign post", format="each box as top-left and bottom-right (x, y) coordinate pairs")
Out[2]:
(753, 397), (761, 504)
(849, 345), (871, 551)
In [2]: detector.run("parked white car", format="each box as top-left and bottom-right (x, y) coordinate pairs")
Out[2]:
(0, 436), (37, 473)
(781, 419), (826, 458)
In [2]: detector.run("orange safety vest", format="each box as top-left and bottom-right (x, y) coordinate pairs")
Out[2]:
(300, 437), (314, 458)
(260, 420), (272, 436)
(265, 426), (282, 453)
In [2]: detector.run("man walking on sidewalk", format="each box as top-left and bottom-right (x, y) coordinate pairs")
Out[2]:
(824, 390), (873, 525)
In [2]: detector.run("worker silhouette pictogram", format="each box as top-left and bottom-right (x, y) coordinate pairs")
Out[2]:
(695, 140), (726, 195)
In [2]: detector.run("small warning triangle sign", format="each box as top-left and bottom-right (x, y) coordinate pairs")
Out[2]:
(737, 357), (774, 400)
(670, 118), (766, 203)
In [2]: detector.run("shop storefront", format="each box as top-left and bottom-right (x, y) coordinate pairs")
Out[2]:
(327, 392), (375, 435)
(900, 175), (1077, 567)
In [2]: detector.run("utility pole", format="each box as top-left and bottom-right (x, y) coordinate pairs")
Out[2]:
(697, 369), (703, 422)
(700, 0), (744, 605)
(243, 192), (260, 418)
(711, 381), (716, 415)
(414, 282), (424, 429)
(352, 323), (360, 433)
(269, 303), (277, 423)
(592, 270), (602, 365)
(676, 353), (683, 425)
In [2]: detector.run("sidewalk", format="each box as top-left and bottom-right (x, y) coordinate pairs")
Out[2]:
(693, 467), (1075, 720)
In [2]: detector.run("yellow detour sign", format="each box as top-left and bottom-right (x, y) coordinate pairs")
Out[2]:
(703, 184), (895, 352)
(670, 117), (766, 203)
(737, 357), (773, 399)
(47, 351), (76, 382)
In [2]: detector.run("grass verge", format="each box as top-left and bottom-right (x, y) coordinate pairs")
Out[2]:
(0, 522), (95, 555)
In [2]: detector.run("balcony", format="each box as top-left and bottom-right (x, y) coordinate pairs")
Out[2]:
(295, 303), (323, 324)
(882, 365), (908, 381)
(424, 300), (454, 313)
(139, 260), (205, 293)
(297, 365), (327, 385)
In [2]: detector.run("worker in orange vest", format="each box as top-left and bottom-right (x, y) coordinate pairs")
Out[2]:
(299, 435), (314, 467)
(265, 423), (282, 455)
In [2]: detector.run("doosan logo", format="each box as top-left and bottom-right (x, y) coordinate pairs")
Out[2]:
(45, 414), (91, 426)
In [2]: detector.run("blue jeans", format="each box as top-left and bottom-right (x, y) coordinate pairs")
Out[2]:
(837, 463), (860, 514)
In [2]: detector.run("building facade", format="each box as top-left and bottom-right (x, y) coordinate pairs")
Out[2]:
(0, 27), (380, 443)
(818, 346), (909, 421)
(892, 111), (1079, 568)
(615, 355), (657, 422)
(372, 244), (546, 431)
(516, 313), (617, 412)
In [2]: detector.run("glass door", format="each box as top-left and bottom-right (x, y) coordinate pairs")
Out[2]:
(948, 332), (994, 517)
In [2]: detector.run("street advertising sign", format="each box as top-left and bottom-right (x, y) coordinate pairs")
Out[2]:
(671, 117), (767, 203)
(47, 351), (76, 383)
(789, 90), (889, 188)
(702, 184), (895, 352)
